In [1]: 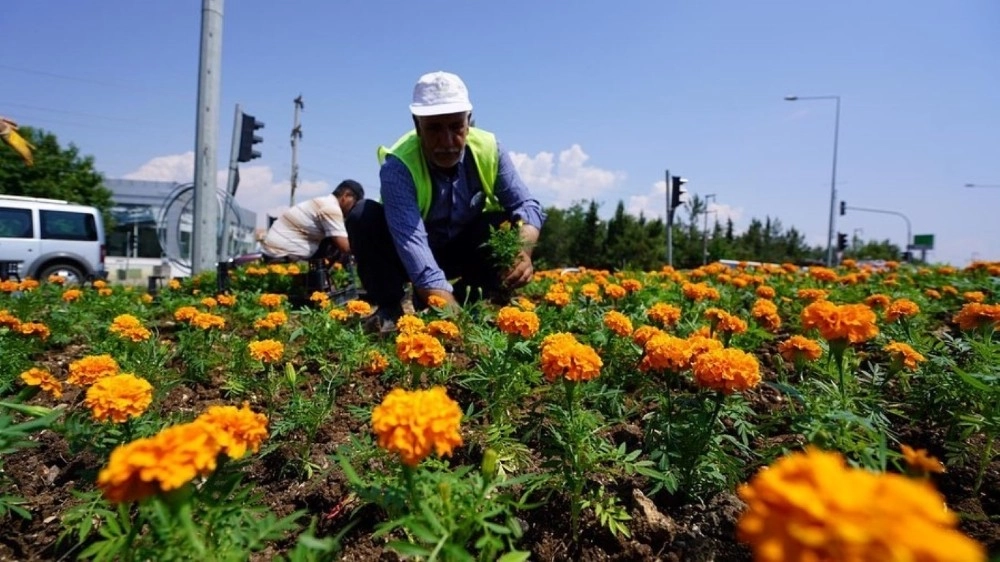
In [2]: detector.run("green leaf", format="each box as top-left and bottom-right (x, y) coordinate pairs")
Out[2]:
(496, 551), (532, 562)
(387, 540), (433, 558)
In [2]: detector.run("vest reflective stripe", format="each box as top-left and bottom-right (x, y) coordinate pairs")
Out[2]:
(378, 128), (501, 219)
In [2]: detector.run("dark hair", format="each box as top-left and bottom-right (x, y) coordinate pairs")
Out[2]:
(333, 179), (364, 200)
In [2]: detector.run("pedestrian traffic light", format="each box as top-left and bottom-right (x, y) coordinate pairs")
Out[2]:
(670, 176), (688, 209)
(840, 200), (846, 216)
(837, 232), (848, 251)
(237, 112), (264, 163)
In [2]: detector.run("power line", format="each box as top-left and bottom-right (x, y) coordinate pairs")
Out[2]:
(0, 64), (157, 93)
(1, 100), (165, 127)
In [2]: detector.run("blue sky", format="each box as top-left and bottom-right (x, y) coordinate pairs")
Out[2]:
(3, 0), (998, 265)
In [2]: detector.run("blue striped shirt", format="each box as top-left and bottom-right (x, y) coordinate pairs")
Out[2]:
(380, 140), (545, 291)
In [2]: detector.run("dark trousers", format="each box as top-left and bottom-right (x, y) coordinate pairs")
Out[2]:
(345, 199), (510, 312)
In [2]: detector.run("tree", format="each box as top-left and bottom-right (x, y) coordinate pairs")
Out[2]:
(0, 127), (112, 214)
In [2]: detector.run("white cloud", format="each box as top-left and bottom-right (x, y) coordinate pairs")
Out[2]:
(123, 152), (330, 226)
(508, 144), (625, 207)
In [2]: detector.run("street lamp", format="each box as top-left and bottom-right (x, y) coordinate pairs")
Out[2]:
(785, 94), (841, 266)
(965, 183), (1000, 188)
(702, 194), (716, 265)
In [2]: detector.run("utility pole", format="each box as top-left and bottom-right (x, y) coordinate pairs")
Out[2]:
(191, 0), (224, 275)
(289, 95), (304, 207)
(218, 103), (242, 260)
(665, 169), (673, 267)
(702, 194), (716, 265)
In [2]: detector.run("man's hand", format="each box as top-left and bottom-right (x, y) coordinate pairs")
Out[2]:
(416, 287), (461, 311)
(503, 249), (534, 289)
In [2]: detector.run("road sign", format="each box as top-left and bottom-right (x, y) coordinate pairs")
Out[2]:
(909, 234), (934, 250)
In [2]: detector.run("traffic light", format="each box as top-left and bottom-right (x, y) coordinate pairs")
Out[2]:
(670, 176), (688, 209)
(237, 112), (264, 162)
(836, 232), (848, 251)
(840, 200), (846, 216)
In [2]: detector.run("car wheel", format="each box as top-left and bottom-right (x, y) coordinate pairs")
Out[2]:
(38, 263), (86, 285)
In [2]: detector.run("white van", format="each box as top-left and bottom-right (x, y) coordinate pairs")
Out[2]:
(0, 195), (107, 283)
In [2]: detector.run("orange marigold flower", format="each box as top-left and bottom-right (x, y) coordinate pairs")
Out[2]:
(18, 279), (39, 291)
(603, 310), (633, 337)
(0, 309), (20, 329)
(258, 293), (285, 308)
(248, 339), (284, 363)
(632, 325), (665, 347)
(19, 322), (50, 340)
(640, 333), (692, 372)
(174, 306), (199, 322)
(544, 288), (571, 307)
(97, 421), (220, 503)
(808, 266), (838, 282)
(737, 447), (983, 562)
(167, 278), (182, 290)
(704, 307), (748, 335)
(751, 299), (782, 332)
(267, 264), (288, 276)
(885, 298), (920, 322)
(647, 302), (682, 327)
(0, 280), (19, 292)
(802, 301), (879, 344)
(216, 293), (237, 306)
(200, 297), (218, 308)
(941, 285), (958, 296)
(963, 291), (986, 303)
(604, 284), (626, 300)
(864, 293), (892, 309)
(686, 334), (724, 358)
(140, 293), (154, 304)
(682, 282), (720, 302)
(191, 312), (226, 330)
(20, 367), (63, 398)
(427, 320), (461, 340)
(47, 274), (66, 285)
(426, 294), (448, 308)
(62, 288), (83, 302)
(883, 341), (926, 372)
(109, 314), (152, 342)
(796, 288), (828, 302)
(395, 332), (446, 368)
(253, 311), (288, 330)
(580, 283), (602, 302)
(371, 386), (463, 467)
(328, 307), (348, 321)
(85, 373), (154, 423)
(539, 332), (602, 383)
(396, 314), (426, 335)
(952, 303), (1000, 331)
(778, 335), (823, 364)
(98, 288), (113, 297)
(515, 296), (536, 311)
(924, 288), (942, 299)
(692, 348), (760, 394)
(345, 300), (373, 316)
(496, 306), (540, 338)
(196, 403), (269, 459)
(901, 444), (946, 475)
(755, 285), (776, 299)
(67, 354), (120, 385)
(364, 350), (389, 375)
(620, 278), (642, 293)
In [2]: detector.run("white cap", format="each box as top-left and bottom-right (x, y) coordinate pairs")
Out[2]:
(409, 71), (473, 116)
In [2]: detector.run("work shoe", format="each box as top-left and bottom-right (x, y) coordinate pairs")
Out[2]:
(363, 306), (401, 337)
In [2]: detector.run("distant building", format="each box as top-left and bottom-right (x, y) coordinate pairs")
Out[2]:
(104, 179), (257, 280)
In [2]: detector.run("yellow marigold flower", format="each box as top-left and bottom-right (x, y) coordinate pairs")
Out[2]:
(328, 307), (348, 321)
(427, 320), (461, 340)
(345, 300), (373, 316)
(808, 266), (838, 282)
(20, 367), (63, 398)
(901, 444), (946, 475)
(62, 288), (83, 302)
(885, 298), (920, 322)
(216, 293), (237, 306)
(751, 299), (782, 332)
(539, 332), (603, 383)
(287, 264), (301, 275)
(97, 288), (113, 297)
(632, 325), (665, 347)
(196, 403), (269, 459)
(19, 322), (50, 340)
(97, 421), (220, 503)
(778, 335), (823, 364)
(755, 285), (776, 299)
(704, 307), (748, 335)
(884, 341), (926, 372)
(952, 303), (1000, 331)
(167, 278), (181, 290)
(245, 266), (268, 276)
(309, 291), (330, 308)
(191, 312), (226, 330)
(140, 293), (154, 304)
(640, 333), (692, 373)
(396, 314), (426, 335)
(864, 293), (892, 309)
(200, 297), (217, 308)
(253, 311), (288, 330)
(174, 306), (199, 322)
(796, 288), (828, 302)
(426, 294), (448, 309)
(496, 306), (540, 338)
(686, 334), (724, 358)
(371, 386), (463, 467)
(248, 339), (284, 363)
(47, 274), (66, 285)
(647, 302), (681, 327)
(515, 296), (536, 311)
(682, 282), (720, 302)
(268, 264), (288, 276)
(604, 283), (626, 300)
(395, 332), (446, 368)
(580, 282), (602, 302)
(544, 288), (571, 307)
(109, 314), (152, 342)
(924, 288), (942, 299)
(802, 301), (879, 344)
(692, 348), (760, 394)
(963, 291), (986, 303)
(0, 309), (20, 329)
(620, 278), (642, 293)
(85, 373), (153, 423)
(364, 350), (389, 375)
(67, 354), (120, 385)
(258, 293), (285, 308)
(737, 447), (983, 562)
(603, 310), (633, 337)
